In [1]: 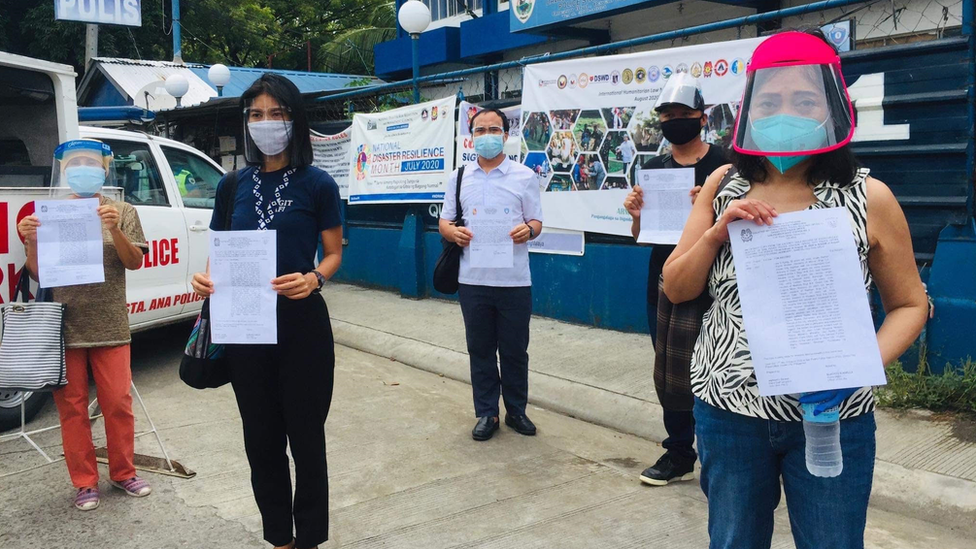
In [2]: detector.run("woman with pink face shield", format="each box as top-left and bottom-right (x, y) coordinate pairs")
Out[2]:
(662, 30), (928, 548)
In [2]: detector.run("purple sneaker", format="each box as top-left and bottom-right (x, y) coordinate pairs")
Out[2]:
(110, 476), (152, 497)
(74, 487), (100, 511)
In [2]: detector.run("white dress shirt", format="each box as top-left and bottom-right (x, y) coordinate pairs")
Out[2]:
(441, 157), (543, 287)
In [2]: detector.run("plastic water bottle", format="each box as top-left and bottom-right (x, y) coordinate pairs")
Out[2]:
(801, 398), (843, 478)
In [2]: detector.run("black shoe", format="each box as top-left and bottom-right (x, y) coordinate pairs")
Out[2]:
(504, 414), (537, 436)
(472, 416), (499, 441)
(639, 453), (695, 486)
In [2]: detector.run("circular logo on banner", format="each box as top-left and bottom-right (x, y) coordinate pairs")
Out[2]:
(648, 65), (661, 82)
(431, 106), (439, 120)
(421, 109), (429, 121)
(578, 72), (589, 88)
(557, 75), (568, 89)
(635, 67), (647, 84)
(610, 70), (621, 85)
(714, 59), (729, 77)
(622, 69), (634, 85)
(514, 0), (535, 23)
(569, 74), (577, 88)
(731, 58), (746, 75)
(703, 61), (713, 78)
(690, 62), (702, 78)
(355, 144), (371, 181)
(676, 63), (689, 74)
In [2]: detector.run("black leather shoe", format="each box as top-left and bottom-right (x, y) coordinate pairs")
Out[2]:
(472, 416), (499, 441)
(504, 414), (537, 436)
(639, 453), (695, 486)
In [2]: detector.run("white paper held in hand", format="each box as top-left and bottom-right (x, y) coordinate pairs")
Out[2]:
(209, 230), (278, 345)
(468, 209), (515, 269)
(728, 208), (885, 396)
(636, 168), (695, 245)
(35, 198), (105, 288)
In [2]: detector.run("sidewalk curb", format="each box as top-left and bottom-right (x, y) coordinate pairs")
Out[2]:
(332, 318), (976, 535)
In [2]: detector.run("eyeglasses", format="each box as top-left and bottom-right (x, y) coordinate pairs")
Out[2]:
(245, 107), (292, 122)
(472, 126), (505, 137)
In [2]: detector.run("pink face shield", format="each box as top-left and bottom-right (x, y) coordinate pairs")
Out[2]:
(732, 32), (856, 158)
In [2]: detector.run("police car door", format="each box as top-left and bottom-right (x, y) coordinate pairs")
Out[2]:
(158, 144), (222, 317)
(99, 134), (190, 325)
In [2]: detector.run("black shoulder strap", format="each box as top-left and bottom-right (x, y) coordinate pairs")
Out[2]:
(453, 166), (465, 226)
(222, 170), (239, 231)
(662, 154), (676, 169)
(717, 165), (738, 194)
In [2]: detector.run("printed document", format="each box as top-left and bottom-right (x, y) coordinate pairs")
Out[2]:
(209, 230), (278, 344)
(636, 168), (695, 245)
(35, 198), (104, 288)
(468, 211), (515, 269)
(728, 208), (885, 396)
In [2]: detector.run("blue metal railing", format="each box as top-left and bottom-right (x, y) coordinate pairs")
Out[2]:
(318, 0), (874, 104)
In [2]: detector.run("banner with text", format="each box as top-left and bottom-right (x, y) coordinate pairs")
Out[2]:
(311, 128), (352, 199)
(457, 101), (523, 166)
(348, 96), (456, 204)
(521, 37), (764, 236)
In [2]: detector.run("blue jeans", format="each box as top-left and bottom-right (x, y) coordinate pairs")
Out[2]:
(694, 398), (876, 549)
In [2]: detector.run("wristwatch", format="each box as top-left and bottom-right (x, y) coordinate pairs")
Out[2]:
(312, 271), (326, 290)
(527, 224), (535, 239)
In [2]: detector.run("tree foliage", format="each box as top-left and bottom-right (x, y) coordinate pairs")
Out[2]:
(0, 0), (396, 75)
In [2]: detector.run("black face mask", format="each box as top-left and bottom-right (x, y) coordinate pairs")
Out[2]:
(660, 117), (704, 145)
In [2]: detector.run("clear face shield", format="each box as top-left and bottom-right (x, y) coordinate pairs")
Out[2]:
(243, 105), (294, 163)
(654, 72), (705, 113)
(733, 32), (855, 159)
(51, 140), (117, 198)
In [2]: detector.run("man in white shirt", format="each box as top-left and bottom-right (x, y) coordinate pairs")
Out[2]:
(617, 134), (637, 165)
(440, 108), (544, 441)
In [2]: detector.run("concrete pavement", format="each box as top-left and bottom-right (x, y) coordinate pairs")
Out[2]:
(323, 282), (976, 535)
(0, 320), (973, 548)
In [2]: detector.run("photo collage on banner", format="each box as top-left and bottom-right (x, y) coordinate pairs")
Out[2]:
(347, 96), (456, 204)
(521, 37), (764, 236)
(311, 128), (352, 199)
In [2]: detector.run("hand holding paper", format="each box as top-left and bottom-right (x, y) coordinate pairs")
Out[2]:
(636, 168), (695, 245)
(35, 198), (105, 288)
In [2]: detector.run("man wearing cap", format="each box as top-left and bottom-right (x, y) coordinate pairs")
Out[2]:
(623, 73), (728, 486)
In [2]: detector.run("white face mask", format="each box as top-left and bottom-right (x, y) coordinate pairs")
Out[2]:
(248, 120), (294, 156)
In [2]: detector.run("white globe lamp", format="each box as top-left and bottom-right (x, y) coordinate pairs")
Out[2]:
(164, 74), (190, 108)
(208, 64), (231, 97)
(398, 1), (431, 36)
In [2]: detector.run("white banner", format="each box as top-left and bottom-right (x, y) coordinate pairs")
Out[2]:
(457, 101), (523, 166)
(311, 128), (352, 199)
(521, 37), (764, 236)
(348, 96), (456, 204)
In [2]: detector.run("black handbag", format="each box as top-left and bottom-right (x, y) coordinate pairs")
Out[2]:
(179, 171), (238, 390)
(433, 166), (465, 295)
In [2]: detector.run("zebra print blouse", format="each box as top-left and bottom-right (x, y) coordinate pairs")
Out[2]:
(690, 167), (876, 421)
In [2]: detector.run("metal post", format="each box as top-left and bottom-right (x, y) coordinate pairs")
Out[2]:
(172, 0), (183, 64)
(84, 24), (98, 71)
(411, 34), (421, 103)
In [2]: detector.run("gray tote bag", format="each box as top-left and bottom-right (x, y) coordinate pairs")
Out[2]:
(0, 268), (66, 391)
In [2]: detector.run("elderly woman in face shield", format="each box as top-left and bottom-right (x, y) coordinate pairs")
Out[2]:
(17, 139), (150, 511)
(190, 73), (343, 549)
(662, 31), (928, 548)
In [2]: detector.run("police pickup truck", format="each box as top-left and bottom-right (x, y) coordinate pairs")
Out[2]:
(0, 52), (222, 429)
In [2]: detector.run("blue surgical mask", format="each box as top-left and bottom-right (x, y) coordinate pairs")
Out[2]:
(65, 166), (106, 197)
(474, 135), (505, 160)
(750, 114), (828, 173)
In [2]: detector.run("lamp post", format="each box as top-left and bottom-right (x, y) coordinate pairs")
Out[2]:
(165, 74), (189, 108)
(398, 1), (431, 104)
(208, 64), (231, 97)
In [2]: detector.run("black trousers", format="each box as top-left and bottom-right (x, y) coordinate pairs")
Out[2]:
(648, 245), (696, 464)
(458, 284), (532, 418)
(227, 296), (335, 549)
